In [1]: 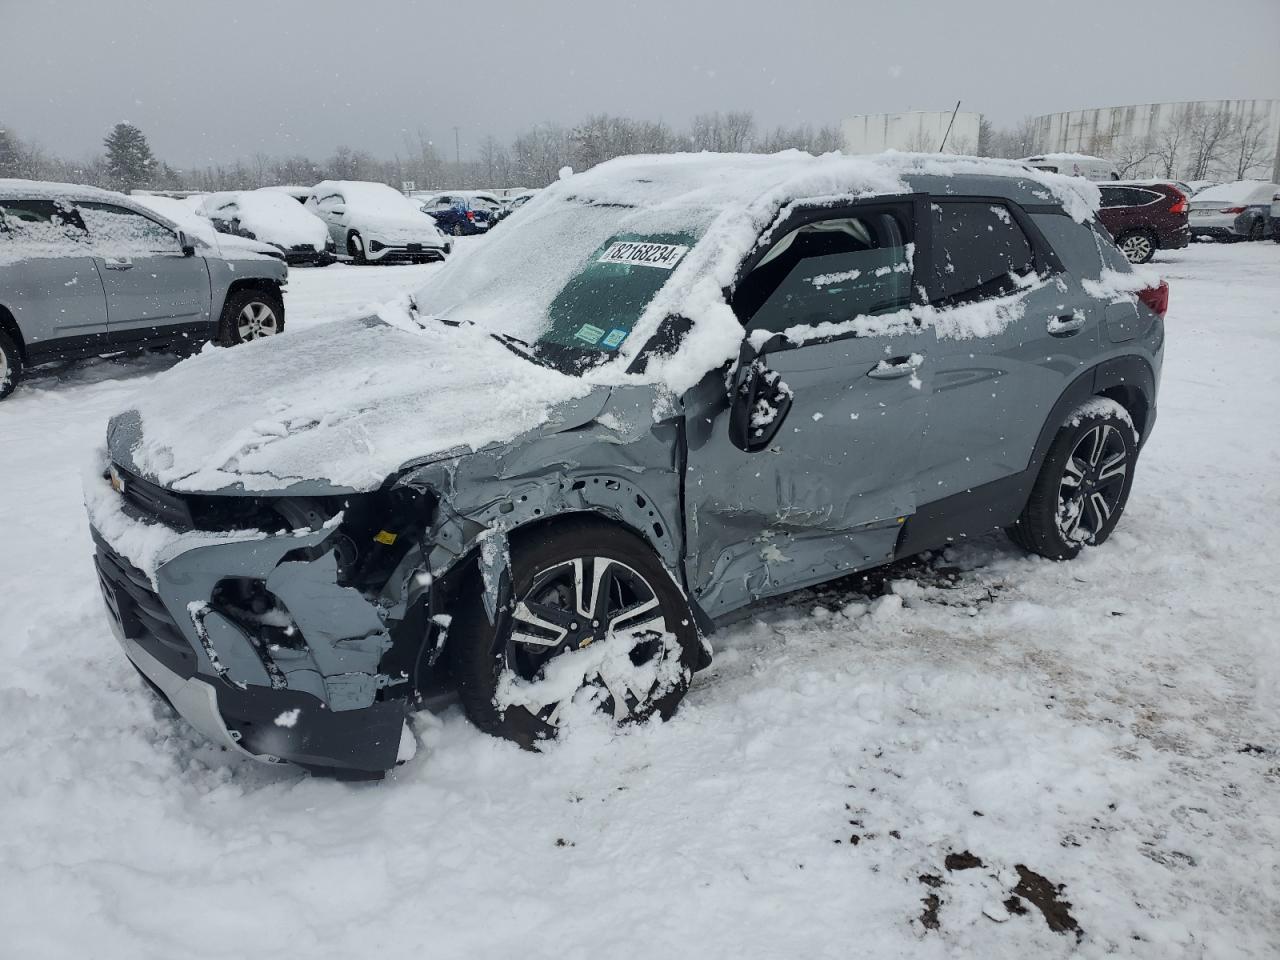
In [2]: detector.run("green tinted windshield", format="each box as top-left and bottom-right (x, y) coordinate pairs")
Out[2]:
(537, 232), (696, 357)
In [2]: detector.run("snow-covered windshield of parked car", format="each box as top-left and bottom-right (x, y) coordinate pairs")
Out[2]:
(412, 197), (713, 371)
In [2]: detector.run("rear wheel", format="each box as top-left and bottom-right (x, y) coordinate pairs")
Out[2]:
(1116, 230), (1155, 264)
(1248, 218), (1264, 241)
(0, 328), (23, 401)
(1008, 399), (1138, 560)
(451, 223), (465, 237)
(447, 518), (701, 749)
(217, 288), (284, 346)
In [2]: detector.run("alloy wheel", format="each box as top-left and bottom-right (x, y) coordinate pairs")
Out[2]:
(1056, 424), (1128, 543)
(237, 301), (280, 341)
(507, 556), (674, 726)
(1120, 233), (1152, 263)
(0, 344), (8, 385)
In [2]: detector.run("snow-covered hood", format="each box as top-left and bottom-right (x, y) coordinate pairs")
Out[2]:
(355, 211), (444, 244)
(107, 317), (598, 495)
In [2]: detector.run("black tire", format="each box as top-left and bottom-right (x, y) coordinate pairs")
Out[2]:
(0, 327), (23, 401)
(451, 223), (465, 237)
(347, 230), (367, 264)
(447, 517), (701, 749)
(1116, 230), (1155, 264)
(1248, 218), (1264, 242)
(217, 287), (285, 346)
(1007, 399), (1138, 561)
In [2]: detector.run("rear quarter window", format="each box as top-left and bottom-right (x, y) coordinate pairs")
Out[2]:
(927, 200), (1036, 306)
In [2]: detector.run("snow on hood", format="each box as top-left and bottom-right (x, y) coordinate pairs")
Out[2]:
(110, 317), (595, 493)
(198, 189), (330, 250)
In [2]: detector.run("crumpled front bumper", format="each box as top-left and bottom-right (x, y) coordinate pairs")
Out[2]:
(90, 503), (413, 779)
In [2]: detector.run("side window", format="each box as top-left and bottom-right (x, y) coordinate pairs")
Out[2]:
(0, 198), (89, 252)
(928, 201), (1036, 307)
(1099, 186), (1124, 209)
(78, 202), (181, 255)
(734, 211), (914, 334)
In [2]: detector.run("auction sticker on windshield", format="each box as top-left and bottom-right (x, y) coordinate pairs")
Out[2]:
(597, 241), (689, 270)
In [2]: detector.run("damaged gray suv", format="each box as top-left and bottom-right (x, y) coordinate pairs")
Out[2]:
(88, 153), (1167, 778)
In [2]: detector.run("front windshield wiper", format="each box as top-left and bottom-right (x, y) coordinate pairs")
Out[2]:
(489, 330), (556, 369)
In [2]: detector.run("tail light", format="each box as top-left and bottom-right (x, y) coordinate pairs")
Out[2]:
(1138, 281), (1169, 318)
(1220, 206), (1246, 214)
(466, 210), (475, 222)
(1168, 191), (1187, 214)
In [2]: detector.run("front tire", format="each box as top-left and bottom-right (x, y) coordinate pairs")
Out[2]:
(347, 231), (368, 264)
(448, 518), (701, 749)
(217, 288), (284, 346)
(0, 328), (23, 401)
(1008, 399), (1138, 560)
(1116, 230), (1155, 264)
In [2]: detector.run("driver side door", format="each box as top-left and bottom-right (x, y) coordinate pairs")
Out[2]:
(682, 199), (930, 617)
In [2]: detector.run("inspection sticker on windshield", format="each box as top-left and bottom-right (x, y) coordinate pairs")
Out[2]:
(574, 323), (606, 344)
(597, 241), (689, 270)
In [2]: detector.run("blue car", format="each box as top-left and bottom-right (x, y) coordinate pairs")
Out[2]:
(420, 193), (499, 236)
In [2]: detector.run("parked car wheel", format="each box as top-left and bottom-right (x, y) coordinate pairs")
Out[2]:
(1008, 399), (1137, 561)
(451, 223), (465, 237)
(218, 288), (284, 346)
(448, 518), (701, 749)
(0, 327), (23, 401)
(1248, 219), (1265, 241)
(1116, 230), (1156, 264)
(347, 231), (367, 264)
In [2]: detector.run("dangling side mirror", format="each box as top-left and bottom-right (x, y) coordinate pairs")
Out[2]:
(728, 339), (794, 452)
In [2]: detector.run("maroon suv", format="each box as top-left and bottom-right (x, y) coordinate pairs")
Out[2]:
(1097, 182), (1191, 263)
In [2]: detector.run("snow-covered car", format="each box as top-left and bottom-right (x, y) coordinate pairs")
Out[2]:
(501, 189), (540, 219)
(1020, 153), (1120, 182)
(1188, 180), (1280, 241)
(130, 194), (286, 262)
(0, 179), (287, 401)
(306, 180), (450, 263)
(87, 152), (1166, 778)
(260, 185), (313, 204)
(1272, 189), (1280, 243)
(197, 190), (335, 266)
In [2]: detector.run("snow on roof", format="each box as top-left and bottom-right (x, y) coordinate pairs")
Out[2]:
(411, 151), (1099, 393)
(1192, 180), (1279, 204)
(312, 179), (423, 213)
(0, 177), (126, 204)
(1021, 153), (1114, 165)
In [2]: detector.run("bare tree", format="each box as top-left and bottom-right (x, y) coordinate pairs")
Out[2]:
(690, 111), (755, 152)
(1152, 117), (1188, 179)
(1226, 109), (1275, 179)
(1183, 104), (1235, 180)
(1111, 134), (1157, 178)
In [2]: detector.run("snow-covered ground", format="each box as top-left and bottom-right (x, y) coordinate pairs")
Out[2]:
(1, 242), (1277, 958)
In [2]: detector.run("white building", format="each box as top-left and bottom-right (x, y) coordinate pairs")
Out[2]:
(1031, 99), (1280, 183)
(841, 110), (983, 156)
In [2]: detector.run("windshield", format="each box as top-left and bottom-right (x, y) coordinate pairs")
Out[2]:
(412, 198), (713, 373)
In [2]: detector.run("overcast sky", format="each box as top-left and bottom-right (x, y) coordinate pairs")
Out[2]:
(3, 0), (1276, 167)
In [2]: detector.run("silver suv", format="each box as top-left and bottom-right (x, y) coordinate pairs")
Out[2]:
(86, 154), (1166, 778)
(0, 180), (288, 400)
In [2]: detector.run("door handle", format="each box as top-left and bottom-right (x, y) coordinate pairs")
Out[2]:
(866, 355), (922, 380)
(103, 257), (133, 270)
(1048, 314), (1085, 337)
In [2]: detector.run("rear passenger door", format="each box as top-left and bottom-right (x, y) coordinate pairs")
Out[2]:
(76, 202), (211, 346)
(0, 198), (109, 358)
(915, 198), (1088, 506)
